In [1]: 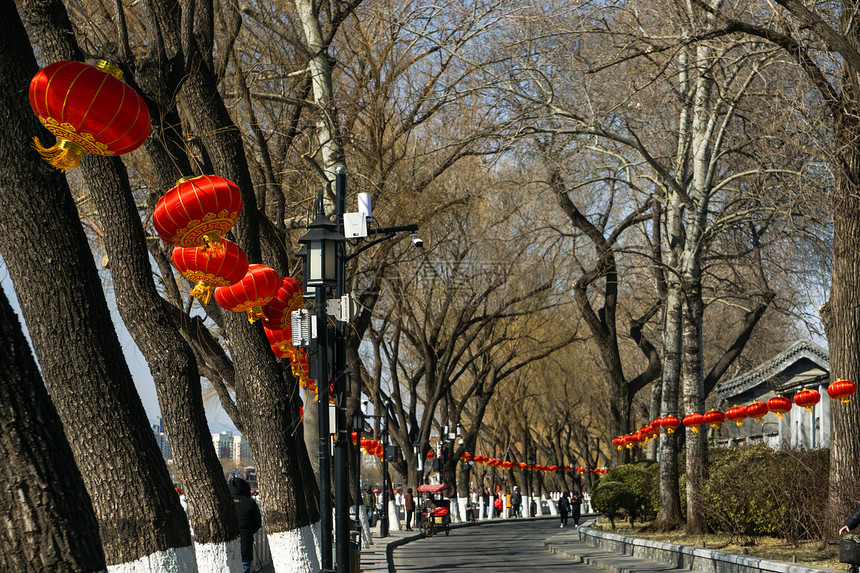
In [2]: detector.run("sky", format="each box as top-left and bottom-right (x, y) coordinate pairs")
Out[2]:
(1, 257), (238, 434)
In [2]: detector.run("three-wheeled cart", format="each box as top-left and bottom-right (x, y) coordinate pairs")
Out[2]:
(417, 483), (452, 537)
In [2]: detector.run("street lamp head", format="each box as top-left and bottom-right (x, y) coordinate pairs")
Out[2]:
(298, 189), (345, 287)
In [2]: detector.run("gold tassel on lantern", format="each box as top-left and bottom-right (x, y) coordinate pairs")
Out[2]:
(32, 138), (84, 171)
(188, 282), (214, 304)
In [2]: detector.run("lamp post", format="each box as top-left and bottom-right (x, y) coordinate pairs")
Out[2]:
(379, 400), (391, 538)
(298, 190), (344, 573)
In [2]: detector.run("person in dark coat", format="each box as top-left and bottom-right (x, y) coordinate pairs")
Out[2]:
(571, 492), (583, 526)
(558, 491), (570, 528)
(840, 503), (860, 535)
(404, 488), (415, 530)
(229, 477), (262, 573)
(510, 486), (522, 518)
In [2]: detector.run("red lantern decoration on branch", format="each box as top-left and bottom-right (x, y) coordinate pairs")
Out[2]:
(794, 389), (821, 413)
(726, 405), (747, 426)
(703, 409), (725, 429)
(214, 264), (279, 322)
(153, 175), (243, 250)
(612, 437), (624, 450)
(767, 396), (792, 419)
(262, 277), (303, 330)
(682, 413), (704, 433)
(29, 60), (150, 171)
(171, 239), (248, 304)
(828, 379), (856, 404)
(745, 401), (769, 422)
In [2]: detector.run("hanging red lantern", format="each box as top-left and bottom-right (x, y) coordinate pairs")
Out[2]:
(214, 264), (279, 322)
(519, 462), (528, 470)
(682, 413), (705, 433)
(726, 405), (747, 426)
(624, 433), (639, 448)
(351, 432), (358, 445)
(262, 277), (304, 330)
(171, 238), (248, 304)
(612, 437), (624, 450)
(426, 451), (435, 460)
(703, 409), (725, 429)
(265, 326), (293, 352)
(767, 396), (792, 419)
(745, 401), (768, 422)
(828, 379), (856, 404)
(794, 389), (821, 413)
(462, 452), (473, 461)
(29, 60), (150, 171)
(549, 465), (558, 472)
(660, 415), (681, 434)
(153, 175), (243, 250)
(636, 429), (647, 443)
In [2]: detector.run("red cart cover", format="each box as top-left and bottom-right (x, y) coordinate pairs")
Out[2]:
(417, 483), (451, 493)
(431, 507), (449, 517)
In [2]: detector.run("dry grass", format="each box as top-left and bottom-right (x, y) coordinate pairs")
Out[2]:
(592, 519), (844, 571)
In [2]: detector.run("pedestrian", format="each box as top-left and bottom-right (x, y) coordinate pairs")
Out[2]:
(404, 487), (415, 531)
(571, 491), (582, 526)
(511, 486), (522, 518)
(558, 491), (570, 528)
(492, 493), (503, 518)
(360, 487), (375, 547)
(839, 502), (860, 535)
(482, 487), (490, 518)
(229, 477), (262, 573)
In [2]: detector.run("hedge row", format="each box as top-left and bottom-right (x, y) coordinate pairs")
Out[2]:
(592, 446), (828, 541)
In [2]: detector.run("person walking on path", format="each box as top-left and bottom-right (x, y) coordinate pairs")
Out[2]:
(571, 492), (582, 526)
(404, 488), (415, 531)
(229, 477), (262, 573)
(511, 486), (523, 518)
(360, 487), (376, 547)
(482, 487), (490, 518)
(557, 491), (570, 528)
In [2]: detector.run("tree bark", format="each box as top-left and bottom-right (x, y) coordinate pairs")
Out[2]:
(0, 289), (107, 572)
(2, 1), (193, 566)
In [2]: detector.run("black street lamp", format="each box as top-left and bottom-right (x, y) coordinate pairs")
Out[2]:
(298, 190), (345, 573)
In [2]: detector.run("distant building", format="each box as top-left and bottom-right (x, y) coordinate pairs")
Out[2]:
(713, 339), (830, 450)
(152, 417), (172, 460)
(212, 430), (252, 464)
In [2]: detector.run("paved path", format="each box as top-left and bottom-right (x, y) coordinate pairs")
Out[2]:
(360, 517), (684, 572)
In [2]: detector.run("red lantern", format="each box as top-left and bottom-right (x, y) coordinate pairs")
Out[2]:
(351, 432), (358, 445)
(262, 277), (304, 330)
(703, 409), (725, 429)
(682, 413), (704, 433)
(660, 415), (681, 434)
(767, 396), (792, 419)
(171, 238), (248, 304)
(745, 401), (768, 422)
(265, 326), (293, 352)
(153, 175), (243, 250)
(794, 389), (821, 413)
(828, 379), (856, 404)
(462, 452), (473, 461)
(726, 405), (747, 426)
(29, 60), (150, 171)
(426, 451), (435, 460)
(519, 462), (528, 470)
(612, 437), (624, 450)
(214, 264), (279, 322)
(624, 434), (639, 448)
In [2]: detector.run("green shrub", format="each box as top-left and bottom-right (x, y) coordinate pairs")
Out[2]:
(602, 461), (660, 521)
(700, 445), (828, 543)
(592, 480), (637, 528)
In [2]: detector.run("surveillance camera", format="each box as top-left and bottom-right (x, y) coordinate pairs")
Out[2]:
(411, 233), (424, 248)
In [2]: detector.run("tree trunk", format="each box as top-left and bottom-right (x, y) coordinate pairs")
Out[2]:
(3, 2), (197, 568)
(19, 0), (243, 566)
(0, 289), (107, 572)
(682, 278), (707, 534)
(827, 105), (860, 525)
(653, 283), (685, 530)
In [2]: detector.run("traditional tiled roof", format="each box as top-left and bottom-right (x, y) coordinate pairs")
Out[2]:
(714, 339), (829, 400)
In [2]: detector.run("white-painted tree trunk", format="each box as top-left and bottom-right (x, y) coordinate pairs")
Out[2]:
(194, 539), (242, 572)
(107, 546), (197, 572)
(388, 500), (402, 531)
(546, 496), (558, 516)
(268, 525), (320, 573)
(456, 497), (469, 522)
